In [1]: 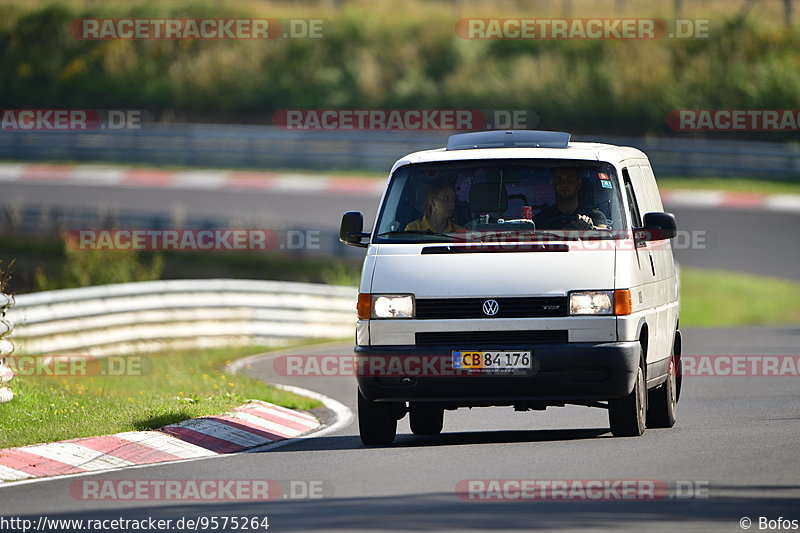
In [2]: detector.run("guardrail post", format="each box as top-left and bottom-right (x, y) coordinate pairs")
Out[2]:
(0, 292), (15, 403)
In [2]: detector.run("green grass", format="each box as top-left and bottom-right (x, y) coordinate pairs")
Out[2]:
(661, 177), (800, 195)
(680, 267), (800, 327)
(0, 344), (324, 449)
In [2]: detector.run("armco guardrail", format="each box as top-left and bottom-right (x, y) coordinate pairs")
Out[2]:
(0, 292), (15, 403)
(1, 124), (798, 179)
(4, 279), (357, 357)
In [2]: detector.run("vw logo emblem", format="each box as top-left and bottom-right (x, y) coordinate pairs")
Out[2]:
(482, 299), (499, 316)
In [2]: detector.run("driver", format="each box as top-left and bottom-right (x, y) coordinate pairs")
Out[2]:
(406, 182), (465, 233)
(534, 167), (608, 230)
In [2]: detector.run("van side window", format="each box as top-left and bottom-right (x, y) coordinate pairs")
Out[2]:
(622, 168), (642, 228)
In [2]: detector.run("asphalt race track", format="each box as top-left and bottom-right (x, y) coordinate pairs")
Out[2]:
(1, 328), (799, 532)
(1, 180), (799, 532)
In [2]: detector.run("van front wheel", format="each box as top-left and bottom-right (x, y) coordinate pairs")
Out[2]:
(608, 363), (646, 437)
(646, 353), (677, 428)
(358, 389), (397, 446)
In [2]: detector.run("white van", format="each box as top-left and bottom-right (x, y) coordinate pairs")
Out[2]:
(340, 130), (681, 445)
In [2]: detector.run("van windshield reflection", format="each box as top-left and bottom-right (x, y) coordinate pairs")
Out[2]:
(373, 160), (626, 244)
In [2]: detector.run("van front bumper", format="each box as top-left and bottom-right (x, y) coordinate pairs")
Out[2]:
(355, 341), (641, 405)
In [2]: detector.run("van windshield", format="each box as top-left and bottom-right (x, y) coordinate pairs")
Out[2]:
(373, 159), (626, 244)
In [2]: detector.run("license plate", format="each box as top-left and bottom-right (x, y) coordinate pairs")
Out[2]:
(451, 351), (532, 372)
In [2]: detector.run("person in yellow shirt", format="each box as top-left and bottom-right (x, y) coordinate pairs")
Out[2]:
(405, 182), (465, 233)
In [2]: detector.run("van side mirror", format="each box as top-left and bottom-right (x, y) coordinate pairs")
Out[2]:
(340, 211), (370, 248)
(636, 212), (677, 241)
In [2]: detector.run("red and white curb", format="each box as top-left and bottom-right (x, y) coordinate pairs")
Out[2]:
(0, 163), (385, 196)
(0, 399), (322, 484)
(2, 163), (799, 213)
(659, 189), (800, 214)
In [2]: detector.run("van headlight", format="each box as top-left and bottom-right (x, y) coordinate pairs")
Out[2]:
(569, 291), (613, 315)
(371, 294), (415, 318)
(569, 289), (632, 316)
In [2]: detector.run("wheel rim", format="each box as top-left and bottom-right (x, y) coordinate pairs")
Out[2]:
(637, 367), (646, 423)
(668, 359), (677, 410)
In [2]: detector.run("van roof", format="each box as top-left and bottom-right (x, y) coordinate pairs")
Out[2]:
(390, 130), (647, 173)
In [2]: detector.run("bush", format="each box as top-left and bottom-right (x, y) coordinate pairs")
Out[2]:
(0, 2), (798, 135)
(34, 234), (164, 291)
(0, 259), (12, 294)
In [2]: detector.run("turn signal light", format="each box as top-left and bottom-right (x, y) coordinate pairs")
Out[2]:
(614, 289), (633, 316)
(357, 293), (371, 319)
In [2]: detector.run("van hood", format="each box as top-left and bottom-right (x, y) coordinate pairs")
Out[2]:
(369, 242), (617, 297)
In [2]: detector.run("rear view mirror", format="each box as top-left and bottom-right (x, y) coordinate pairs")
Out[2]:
(636, 212), (677, 241)
(340, 211), (370, 248)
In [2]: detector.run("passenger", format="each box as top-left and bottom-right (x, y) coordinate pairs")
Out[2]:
(534, 167), (609, 230)
(405, 182), (465, 233)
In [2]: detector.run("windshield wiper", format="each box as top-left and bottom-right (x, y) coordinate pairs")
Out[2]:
(376, 230), (470, 241)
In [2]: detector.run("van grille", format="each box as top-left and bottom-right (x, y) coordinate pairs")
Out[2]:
(415, 330), (567, 345)
(415, 297), (568, 319)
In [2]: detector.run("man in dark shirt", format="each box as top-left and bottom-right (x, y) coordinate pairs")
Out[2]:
(534, 167), (608, 230)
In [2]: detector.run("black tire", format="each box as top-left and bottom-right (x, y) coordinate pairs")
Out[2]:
(673, 329), (683, 402)
(646, 353), (677, 428)
(409, 404), (444, 435)
(358, 389), (397, 446)
(608, 362), (646, 437)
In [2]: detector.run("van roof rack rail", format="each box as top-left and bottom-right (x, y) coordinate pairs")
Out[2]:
(445, 130), (571, 151)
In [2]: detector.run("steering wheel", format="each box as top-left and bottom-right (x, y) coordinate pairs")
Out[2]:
(539, 214), (589, 229)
